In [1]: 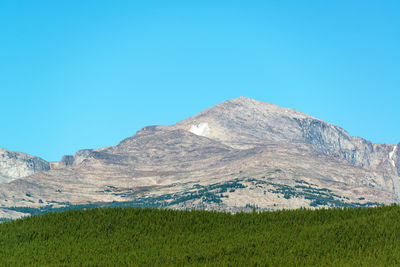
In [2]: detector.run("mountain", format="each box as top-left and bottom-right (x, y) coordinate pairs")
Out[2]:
(173, 97), (399, 175)
(0, 97), (399, 218)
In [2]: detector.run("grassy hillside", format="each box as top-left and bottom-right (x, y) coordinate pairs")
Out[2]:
(1, 206), (400, 266)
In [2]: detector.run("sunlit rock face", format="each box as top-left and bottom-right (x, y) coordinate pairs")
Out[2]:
(294, 118), (399, 175)
(0, 148), (49, 183)
(0, 97), (399, 214)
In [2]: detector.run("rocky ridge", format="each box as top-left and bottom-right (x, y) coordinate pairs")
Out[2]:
(174, 97), (399, 177)
(0, 97), (398, 219)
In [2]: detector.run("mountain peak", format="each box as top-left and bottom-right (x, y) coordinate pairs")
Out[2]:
(227, 96), (258, 103)
(173, 96), (314, 148)
(230, 96), (311, 115)
(222, 96), (274, 107)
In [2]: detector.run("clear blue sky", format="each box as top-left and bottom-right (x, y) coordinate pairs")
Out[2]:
(1, 1), (399, 161)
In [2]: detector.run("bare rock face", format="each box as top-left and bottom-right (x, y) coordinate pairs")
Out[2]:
(0, 97), (398, 215)
(58, 149), (94, 167)
(393, 143), (400, 176)
(295, 118), (398, 175)
(74, 149), (93, 165)
(59, 155), (75, 167)
(0, 148), (49, 183)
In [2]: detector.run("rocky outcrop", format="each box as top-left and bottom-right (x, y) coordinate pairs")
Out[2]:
(59, 155), (75, 167)
(393, 143), (400, 176)
(58, 149), (93, 167)
(0, 148), (49, 183)
(74, 149), (93, 165)
(295, 118), (398, 175)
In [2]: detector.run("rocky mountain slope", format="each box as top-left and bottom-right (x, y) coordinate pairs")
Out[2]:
(173, 97), (399, 176)
(0, 97), (398, 218)
(0, 148), (50, 184)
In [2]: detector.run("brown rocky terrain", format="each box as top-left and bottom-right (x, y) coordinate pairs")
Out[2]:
(0, 97), (398, 219)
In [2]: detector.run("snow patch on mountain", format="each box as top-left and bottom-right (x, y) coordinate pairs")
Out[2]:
(189, 122), (210, 137)
(389, 145), (397, 167)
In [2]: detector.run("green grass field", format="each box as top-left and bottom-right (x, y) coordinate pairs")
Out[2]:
(1, 206), (400, 266)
